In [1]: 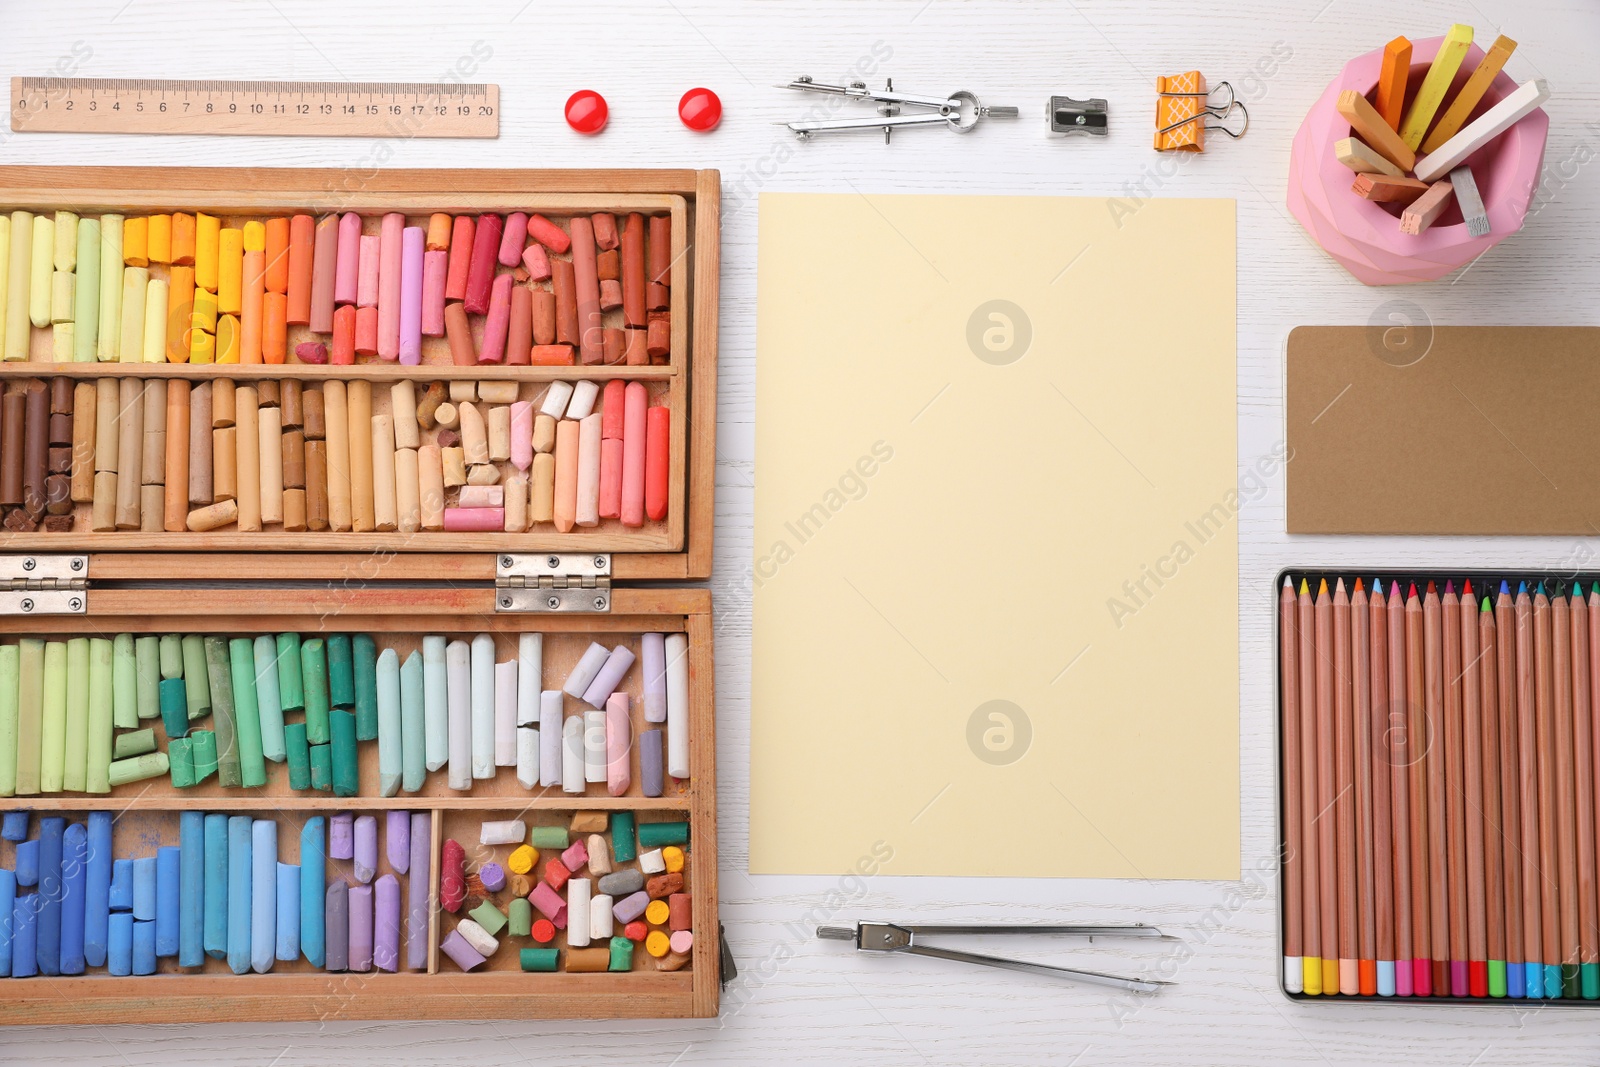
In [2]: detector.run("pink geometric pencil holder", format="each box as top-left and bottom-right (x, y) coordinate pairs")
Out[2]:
(1288, 35), (1549, 286)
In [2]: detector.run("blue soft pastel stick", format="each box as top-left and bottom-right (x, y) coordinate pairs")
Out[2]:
(36, 815), (63, 976)
(251, 819), (276, 974)
(276, 862), (299, 962)
(11, 893), (37, 977)
(13, 840), (37, 888)
(59, 823), (86, 975)
(300, 816), (325, 968)
(1508, 961), (1526, 998)
(131, 855), (157, 922)
(179, 813), (204, 966)
(1, 811), (28, 842)
(203, 814), (228, 960)
(108, 858), (133, 912)
(132, 920), (156, 975)
(227, 815), (251, 974)
(83, 811), (112, 967)
(155, 846), (180, 958)
(106, 912), (132, 976)
(0, 869), (15, 976)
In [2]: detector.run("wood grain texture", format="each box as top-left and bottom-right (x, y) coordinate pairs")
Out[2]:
(1, 0), (1597, 1062)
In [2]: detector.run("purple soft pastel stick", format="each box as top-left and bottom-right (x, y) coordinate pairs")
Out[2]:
(399, 226), (425, 365)
(348, 883), (374, 972)
(406, 812), (431, 971)
(353, 815), (378, 883)
(335, 212), (361, 305)
(440, 929), (486, 972)
(373, 874), (401, 973)
(641, 728), (665, 797)
(642, 633), (667, 723)
(387, 811), (410, 875)
(479, 862), (506, 893)
(613, 890), (650, 924)
(580, 645), (636, 709)
(324, 881), (349, 972)
(330, 813), (354, 860)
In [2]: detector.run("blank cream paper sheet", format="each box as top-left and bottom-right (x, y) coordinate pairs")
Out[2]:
(751, 193), (1239, 879)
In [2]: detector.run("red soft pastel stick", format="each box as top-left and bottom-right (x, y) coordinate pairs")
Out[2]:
(445, 215), (474, 303)
(645, 404), (669, 521)
(463, 213), (503, 315)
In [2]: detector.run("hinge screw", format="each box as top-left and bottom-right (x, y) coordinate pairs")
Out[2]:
(546, 556), (561, 568)
(546, 595), (561, 610)
(70, 558), (83, 571)
(21, 558), (34, 571)
(594, 596), (607, 610)
(20, 598), (33, 612)
(500, 555), (514, 568)
(68, 597), (82, 611)
(593, 556), (606, 569)
(499, 595), (512, 609)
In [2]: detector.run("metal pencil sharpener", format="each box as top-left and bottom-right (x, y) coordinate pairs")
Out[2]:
(1048, 96), (1108, 136)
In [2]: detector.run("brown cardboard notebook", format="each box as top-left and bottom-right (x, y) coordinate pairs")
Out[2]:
(1287, 325), (1600, 535)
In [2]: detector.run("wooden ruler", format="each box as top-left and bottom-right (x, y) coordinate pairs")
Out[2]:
(9, 78), (499, 138)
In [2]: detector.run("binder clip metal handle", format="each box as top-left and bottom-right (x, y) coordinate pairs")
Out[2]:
(1048, 96), (1109, 136)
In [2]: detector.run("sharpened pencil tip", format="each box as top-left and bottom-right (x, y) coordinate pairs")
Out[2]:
(1445, 579), (1454, 595)
(1336, 577), (1346, 593)
(1501, 580), (1511, 595)
(1318, 578), (1328, 595)
(1481, 597), (1491, 612)
(1354, 577), (1364, 592)
(1300, 579), (1309, 595)
(1537, 581), (1546, 596)
(1372, 577), (1383, 595)
(1427, 580), (1437, 595)
(1518, 580), (1527, 595)
(1593, 581), (1599, 597)
(1409, 582), (1419, 598)
(1284, 575), (1293, 588)
(1463, 579), (1472, 596)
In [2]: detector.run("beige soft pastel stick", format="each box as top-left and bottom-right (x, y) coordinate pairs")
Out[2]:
(141, 379), (166, 485)
(114, 377), (143, 528)
(258, 403), (283, 524)
(139, 484), (163, 532)
(394, 446), (419, 534)
(459, 401), (489, 467)
(504, 471), (529, 532)
(212, 378), (235, 428)
(390, 381), (419, 449)
(164, 380), (190, 531)
(188, 381), (213, 506)
(187, 498), (238, 531)
(90, 470), (117, 531)
(212, 427), (237, 502)
(553, 418), (578, 532)
(70, 381), (96, 503)
(282, 487), (306, 531)
(94, 378), (119, 473)
(441, 446), (466, 488)
(531, 452), (555, 524)
(371, 413), (397, 532)
(234, 385), (261, 531)
(417, 443), (445, 530)
(488, 405), (511, 462)
(321, 382), (352, 531)
(347, 379), (374, 532)
(575, 412), (601, 528)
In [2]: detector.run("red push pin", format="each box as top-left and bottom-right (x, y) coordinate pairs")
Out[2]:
(565, 90), (608, 134)
(678, 87), (722, 132)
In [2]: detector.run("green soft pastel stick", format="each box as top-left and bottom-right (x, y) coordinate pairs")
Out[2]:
(73, 216), (99, 362)
(158, 677), (188, 740)
(62, 638), (89, 792)
(327, 635), (354, 710)
(469, 900), (506, 936)
(112, 728), (156, 759)
(111, 634), (138, 730)
(353, 634), (378, 741)
(610, 811), (636, 862)
(204, 637), (240, 788)
(284, 722), (311, 790)
(529, 826), (569, 849)
(227, 639), (265, 789)
(39, 641), (67, 793)
(15, 639), (44, 796)
(301, 638), (329, 745)
(637, 821), (688, 848)
(275, 633), (304, 713)
(86, 638), (113, 794)
(0, 645), (19, 797)
(399, 651), (425, 793)
(507, 897), (532, 937)
(330, 709), (358, 797)
(190, 729), (217, 782)
(252, 636), (285, 763)
(108, 751), (168, 786)
(608, 935), (633, 972)
(520, 947), (559, 972)
(158, 635), (183, 679)
(308, 743), (332, 791)
(180, 635), (210, 720)
(134, 636), (161, 721)
(167, 736), (194, 788)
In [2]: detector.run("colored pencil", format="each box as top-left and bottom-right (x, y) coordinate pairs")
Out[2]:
(1390, 581), (1414, 996)
(1424, 580), (1449, 995)
(1498, 581), (1526, 997)
(1586, 584), (1600, 999)
(1481, 593), (1508, 996)
(1317, 579), (1339, 994)
(1461, 582), (1487, 997)
(1370, 580), (1397, 996)
(1353, 579), (1378, 995)
(1443, 581), (1469, 995)
(1516, 581), (1544, 996)
(1572, 585), (1598, 999)
(1334, 579), (1359, 994)
(1299, 579), (1322, 995)
(1281, 576), (1304, 993)
(1408, 581), (1432, 996)
(1535, 584), (1562, 998)
(1555, 588), (1582, 998)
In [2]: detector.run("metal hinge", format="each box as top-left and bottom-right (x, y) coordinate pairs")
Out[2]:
(495, 553), (611, 613)
(0, 555), (88, 615)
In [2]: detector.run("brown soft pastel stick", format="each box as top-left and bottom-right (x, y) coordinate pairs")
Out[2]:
(164, 379), (190, 531)
(417, 443), (444, 530)
(90, 470), (116, 531)
(187, 497), (237, 531)
(281, 379), (303, 428)
(258, 402), (283, 525)
(622, 213), (646, 328)
(50, 377), (72, 415)
(310, 214), (338, 334)
(370, 413), (397, 532)
(281, 488), (306, 532)
(189, 381), (213, 506)
(508, 286), (533, 366)
(21, 385), (49, 519)
(552, 260), (578, 346)
(257, 379), (280, 409)
(444, 302), (476, 366)
(213, 378), (236, 428)
(305, 439), (329, 531)
(69, 382), (95, 503)
(114, 378), (143, 529)
(591, 212), (618, 251)
(8, 390), (36, 505)
(233, 386), (261, 531)
(347, 380), (375, 532)
(48, 414), (73, 449)
(282, 429), (306, 490)
(625, 328), (648, 367)
(141, 379), (167, 485)
(648, 214), (671, 310)
(302, 385), (325, 441)
(416, 380), (446, 430)
(94, 378), (120, 474)
(323, 380), (352, 531)
(603, 327), (623, 365)
(139, 484), (163, 532)
(647, 312), (670, 361)
(48, 446), (70, 476)
(570, 216), (603, 365)
(597, 249), (619, 282)
(45, 474), (72, 516)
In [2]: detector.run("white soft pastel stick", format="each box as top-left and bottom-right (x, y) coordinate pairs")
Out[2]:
(1414, 79), (1551, 182)
(566, 379), (600, 420)
(589, 893), (613, 940)
(583, 709), (606, 783)
(539, 380), (574, 419)
(562, 714), (585, 794)
(641, 633), (667, 723)
(446, 639), (472, 790)
(540, 690), (563, 787)
(494, 659), (518, 767)
(479, 820), (526, 846)
(517, 725), (539, 789)
(455, 918), (498, 957)
(606, 692), (631, 797)
(517, 634), (541, 725)
(423, 635), (449, 772)
(563, 642), (609, 698)
(567, 878), (591, 947)
(470, 634), (495, 780)
(580, 644), (635, 708)
(376, 647), (401, 798)
(665, 633), (690, 779)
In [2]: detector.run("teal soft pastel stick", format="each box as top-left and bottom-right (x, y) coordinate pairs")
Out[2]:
(203, 813), (228, 959)
(376, 648), (401, 797)
(400, 650), (425, 793)
(300, 816), (325, 968)
(422, 635), (447, 771)
(227, 815), (251, 974)
(253, 636), (285, 762)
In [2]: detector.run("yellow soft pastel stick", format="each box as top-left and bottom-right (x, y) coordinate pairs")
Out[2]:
(51, 271), (74, 325)
(189, 327), (215, 364)
(123, 216), (149, 268)
(1421, 34), (1517, 153)
(217, 313), (240, 364)
(119, 267), (148, 364)
(52, 211), (77, 272)
(191, 286), (218, 336)
(96, 213), (124, 361)
(218, 228), (244, 315)
(29, 213), (53, 329)
(242, 220), (266, 253)
(194, 212), (220, 291)
(1399, 24), (1474, 150)
(146, 214), (172, 265)
(142, 277), (169, 363)
(4, 211), (31, 362)
(52, 322), (73, 362)
(0, 215), (8, 362)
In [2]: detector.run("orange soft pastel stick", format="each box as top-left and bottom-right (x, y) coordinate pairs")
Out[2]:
(1376, 37), (1412, 132)
(264, 217), (290, 294)
(286, 214), (314, 325)
(263, 291), (287, 364)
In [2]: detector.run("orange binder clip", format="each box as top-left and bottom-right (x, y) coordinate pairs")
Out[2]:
(1154, 72), (1248, 151)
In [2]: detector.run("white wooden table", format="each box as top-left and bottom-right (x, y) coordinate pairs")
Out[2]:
(4, 1), (1599, 1062)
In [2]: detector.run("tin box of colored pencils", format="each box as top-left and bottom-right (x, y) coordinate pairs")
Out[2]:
(1278, 570), (1600, 1004)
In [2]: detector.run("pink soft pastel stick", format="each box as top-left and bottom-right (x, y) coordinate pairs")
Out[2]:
(399, 226), (424, 365)
(599, 437), (622, 519)
(335, 211), (362, 305)
(478, 273), (513, 364)
(498, 211), (529, 268)
(521, 243), (551, 282)
(510, 400), (533, 471)
(421, 250), (447, 336)
(357, 234), (380, 307)
(606, 692), (631, 796)
(576, 413), (601, 527)
(529, 881), (565, 922)
(442, 507), (505, 531)
(377, 212), (404, 361)
(464, 213), (503, 315)
(620, 382), (647, 527)
(355, 305), (378, 356)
